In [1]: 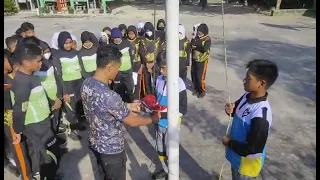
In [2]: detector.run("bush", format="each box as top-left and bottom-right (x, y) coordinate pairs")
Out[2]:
(68, 7), (75, 14)
(4, 0), (19, 13)
(39, 7), (50, 14)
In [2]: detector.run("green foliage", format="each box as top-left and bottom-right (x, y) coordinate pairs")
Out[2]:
(68, 7), (75, 14)
(39, 7), (50, 14)
(4, 0), (19, 13)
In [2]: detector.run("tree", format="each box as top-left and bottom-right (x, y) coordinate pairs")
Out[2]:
(4, 0), (19, 13)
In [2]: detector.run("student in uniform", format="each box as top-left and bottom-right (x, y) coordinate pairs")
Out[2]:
(191, 23), (211, 99)
(96, 32), (110, 46)
(5, 51), (35, 180)
(20, 22), (35, 37)
(52, 31), (83, 141)
(178, 24), (191, 84)
(139, 22), (162, 95)
(137, 22), (145, 38)
(5, 35), (21, 53)
(79, 31), (99, 79)
(127, 25), (144, 100)
(31, 39), (64, 134)
(156, 19), (166, 42)
(223, 59), (279, 180)
(102, 26), (112, 39)
(11, 43), (62, 179)
(151, 50), (187, 179)
(15, 27), (25, 37)
(4, 49), (24, 178)
(110, 27), (135, 103)
(118, 24), (128, 39)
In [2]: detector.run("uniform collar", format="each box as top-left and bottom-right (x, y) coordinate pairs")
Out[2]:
(246, 92), (268, 104)
(128, 37), (137, 42)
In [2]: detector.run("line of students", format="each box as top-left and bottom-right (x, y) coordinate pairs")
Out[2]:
(4, 20), (212, 179)
(4, 22), (70, 180)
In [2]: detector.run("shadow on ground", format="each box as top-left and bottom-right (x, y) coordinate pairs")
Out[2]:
(57, 123), (100, 180)
(126, 121), (218, 179)
(125, 83), (226, 179)
(214, 38), (316, 103)
(303, 9), (316, 18)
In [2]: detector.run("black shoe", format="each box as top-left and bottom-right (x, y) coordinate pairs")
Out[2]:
(56, 134), (67, 148)
(5, 163), (20, 177)
(68, 131), (82, 141)
(197, 92), (205, 99)
(70, 123), (86, 131)
(151, 169), (168, 179)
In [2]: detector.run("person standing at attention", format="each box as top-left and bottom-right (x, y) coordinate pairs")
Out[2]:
(80, 44), (161, 180)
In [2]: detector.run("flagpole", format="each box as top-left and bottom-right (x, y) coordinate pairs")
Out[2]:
(165, 0), (180, 179)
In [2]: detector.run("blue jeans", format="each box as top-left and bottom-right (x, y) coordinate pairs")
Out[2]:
(231, 167), (257, 180)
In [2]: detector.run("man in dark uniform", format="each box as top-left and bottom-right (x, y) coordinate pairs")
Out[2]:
(191, 23), (211, 99)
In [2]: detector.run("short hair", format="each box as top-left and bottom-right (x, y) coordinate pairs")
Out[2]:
(20, 36), (41, 47)
(96, 44), (122, 68)
(21, 22), (34, 31)
(5, 35), (21, 48)
(15, 28), (24, 35)
(156, 50), (167, 67)
(8, 53), (19, 67)
(14, 43), (42, 64)
(5, 36), (14, 48)
(246, 59), (278, 89)
(4, 49), (11, 60)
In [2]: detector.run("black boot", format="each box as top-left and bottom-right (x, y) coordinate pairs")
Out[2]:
(151, 169), (168, 179)
(197, 92), (206, 99)
(5, 163), (20, 177)
(70, 122), (86, 131)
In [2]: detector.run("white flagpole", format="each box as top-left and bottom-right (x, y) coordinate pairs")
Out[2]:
(165, 0), (180, 179)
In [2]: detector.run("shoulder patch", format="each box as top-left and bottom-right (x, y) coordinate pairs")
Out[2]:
(22, 101), (29, 112)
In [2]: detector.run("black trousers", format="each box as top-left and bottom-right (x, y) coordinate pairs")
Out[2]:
(23, 119), (60, 179)
(4, 126), (33, 180)
(132, 62), (144, 100)
(91, 149), (127, 180)
(179, 59), (188, 84)
(191, 60), (208, 94)
(202, 0), (207, 9)
(63, 78), (83, 127)
(114, 70), (134, 103)
(50, 109), (61, 134)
